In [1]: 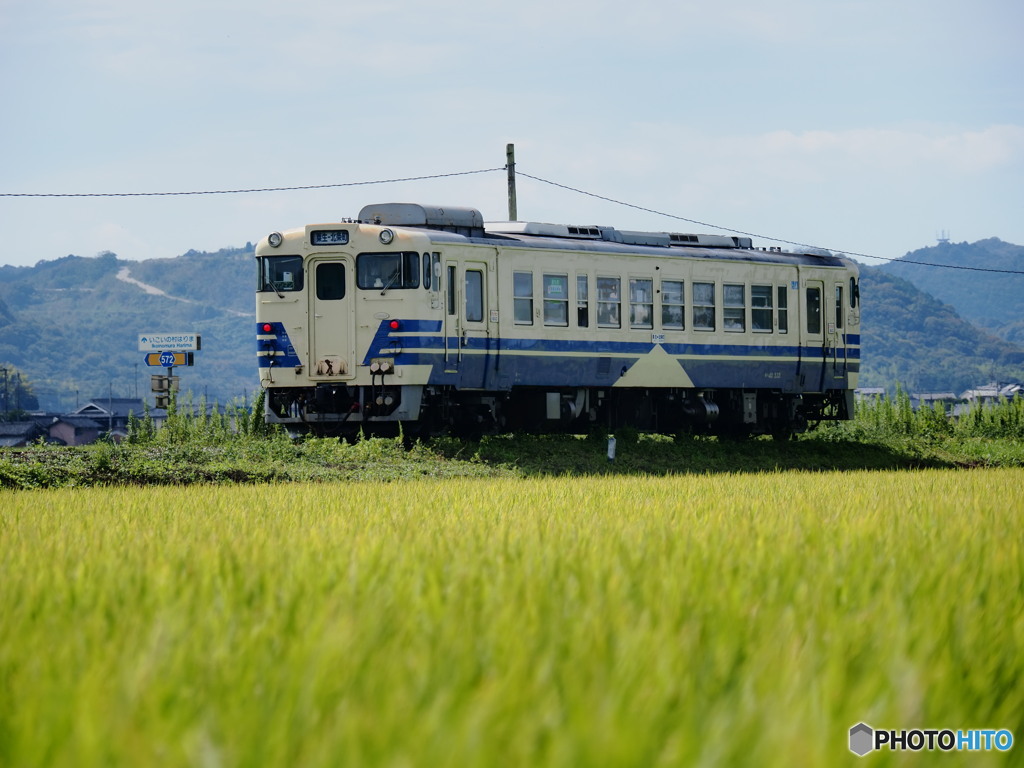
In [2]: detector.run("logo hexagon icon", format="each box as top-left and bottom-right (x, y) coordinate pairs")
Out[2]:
(849, 722), (874, 756)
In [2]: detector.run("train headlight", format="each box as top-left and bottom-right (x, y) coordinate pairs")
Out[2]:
(268, 232), (283, 248)
(379, 229), (394, 245)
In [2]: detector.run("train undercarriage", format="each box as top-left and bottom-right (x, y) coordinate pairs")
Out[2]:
(265, 383), (851, 441)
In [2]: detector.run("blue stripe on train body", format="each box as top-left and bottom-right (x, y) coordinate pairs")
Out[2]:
(256, 321), (303, 368)
(363, 320), (859, 391)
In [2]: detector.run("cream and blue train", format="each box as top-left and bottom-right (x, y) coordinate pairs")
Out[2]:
(255, 203), (860, 438)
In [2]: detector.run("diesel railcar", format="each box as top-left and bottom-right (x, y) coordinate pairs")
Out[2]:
(255, 203), (860, 438)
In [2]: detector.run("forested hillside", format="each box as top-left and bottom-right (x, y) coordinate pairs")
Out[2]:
(2, 241), (1023, 411)
(881, 238), (1024, 345)
(0, 249), (253, 411)
(856, 265), (1024, 393)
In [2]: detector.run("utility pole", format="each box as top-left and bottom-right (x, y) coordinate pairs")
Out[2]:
(506, 143), (517, 221)
(1, 367), (7, 419)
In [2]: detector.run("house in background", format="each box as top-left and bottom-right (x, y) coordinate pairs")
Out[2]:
(959, 383), (1022, 405)
(70, 398), (164, 442)
(910, 392), (958, 411)
(0, 421), (46, 447)
(47, 416), (103, 446)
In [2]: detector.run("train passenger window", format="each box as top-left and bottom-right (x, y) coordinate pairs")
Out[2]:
(724, 284), (745, 332)
(259, 255), (304, 292)
(751, 285), (772, 332)
(423, 253), (431, 290)
(661, 280), (684, 329)
(692, 282), (715, 331)
(806, 287), (822, 334)
(777, 286), (789, 334)
(543, 274), (569, 326)
(466, 270), (483, 322)
(447, 265), (456, 315)
(629, 278), (653, 329)
(835, 285), (843, 329)
(513, 271), (533, 325)
(577, 275), (589, 327)
(597, 277), (621, 328)
(357, 252), (420, 290)
(850, 276), (859, 308)
(315, 263), (345, 300)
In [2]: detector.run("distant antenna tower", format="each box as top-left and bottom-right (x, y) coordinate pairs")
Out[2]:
(937, 229), (950, 244)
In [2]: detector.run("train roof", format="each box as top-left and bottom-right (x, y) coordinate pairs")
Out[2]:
(356, 203), (854, 269)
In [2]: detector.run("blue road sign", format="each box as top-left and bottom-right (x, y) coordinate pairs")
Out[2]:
(159, 351), (177, 367)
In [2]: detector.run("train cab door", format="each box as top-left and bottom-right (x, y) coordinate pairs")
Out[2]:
(309, 256), (356, 381)
(803, 279), (826, 391)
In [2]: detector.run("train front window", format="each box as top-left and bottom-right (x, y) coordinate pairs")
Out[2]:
(259, 255), (304, 293)
(357, 252), (420, 291)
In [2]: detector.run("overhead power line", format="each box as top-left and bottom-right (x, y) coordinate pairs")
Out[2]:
(516, 171), (1024, 276)
(0, 168), (504, 197)
(4, 164), (1022, 275)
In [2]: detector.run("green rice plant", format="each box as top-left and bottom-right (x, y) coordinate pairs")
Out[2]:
(1, 470), (1021, 767)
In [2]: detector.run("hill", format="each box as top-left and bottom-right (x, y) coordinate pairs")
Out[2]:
(0, 249), (254, 411)
(2, 242), (1023, 412)
(856, 265), (1024, 393)
(881, 238), (1024, 345)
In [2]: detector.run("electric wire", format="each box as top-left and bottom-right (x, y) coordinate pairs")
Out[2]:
(0, 168), (504, 198)
(516, 171), (1024, 276)
(3, 165), (1022, 275)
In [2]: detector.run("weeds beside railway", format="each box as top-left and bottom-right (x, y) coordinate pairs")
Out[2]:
(1, 391), (1023, 489)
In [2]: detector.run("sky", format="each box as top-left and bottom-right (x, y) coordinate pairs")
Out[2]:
(2, 0), (1022, 269)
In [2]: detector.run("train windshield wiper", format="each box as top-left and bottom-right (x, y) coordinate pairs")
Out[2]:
(380, 270), (401, 296)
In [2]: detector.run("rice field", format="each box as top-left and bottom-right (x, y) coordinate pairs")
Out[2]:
(2, 469), (1022, 767)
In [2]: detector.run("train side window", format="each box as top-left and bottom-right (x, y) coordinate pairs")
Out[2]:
(446, 265), (456, 315)
(835, 285), (844, 329)
(629, 278), (653, 329)
(465, 270), (483, 322)
(724, 284), (745, 332)
(543, 274), (569, 326)
(692, 282), (715, 331)
(751, 284), (772, 332)
(577, 274), (589, 327)
(777, 286), (789, 334)
(422, 253), (431, 290)
(259, 255), (304, 292)
(806, 287), (822, 334)
(661, 280), (684, 329)
(513, 271), (533, 325)
(850, 276), (859, 308)
(315, 263), (345, 300)
(597, 276), (621, 328)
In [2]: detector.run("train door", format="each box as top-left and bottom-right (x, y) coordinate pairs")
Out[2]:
(442, 255), (495, 387)
(803, 279), (826, 391)
(830, 280), (848, 381)
(309, 256), (355, 381)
